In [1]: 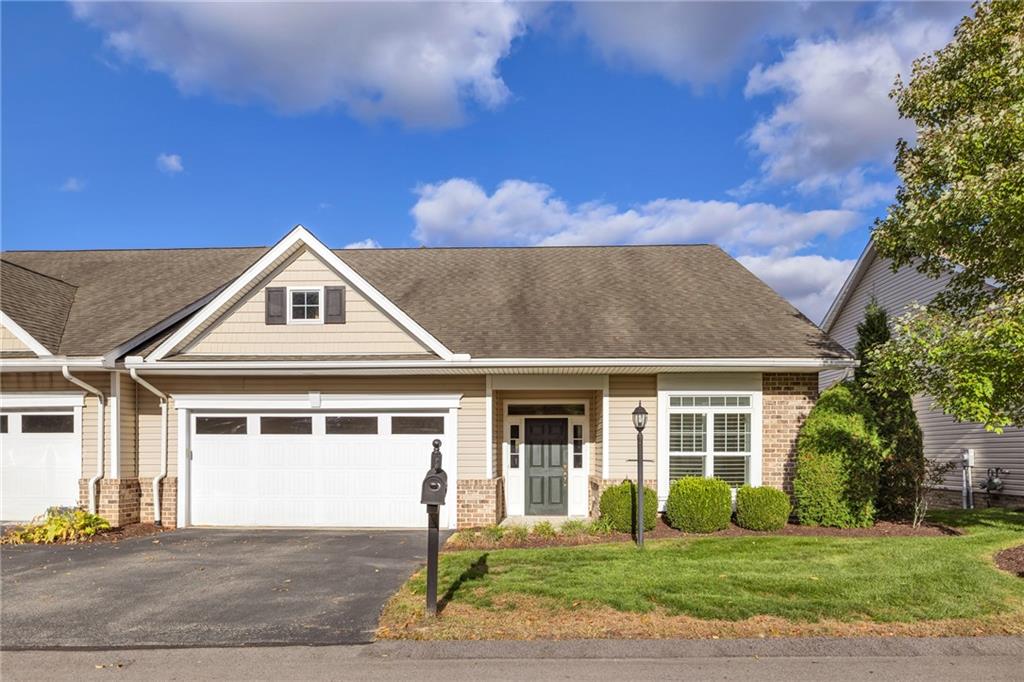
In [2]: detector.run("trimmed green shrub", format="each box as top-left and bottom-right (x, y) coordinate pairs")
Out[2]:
(599, 481), (657, 533)
(531, 521), (557, 538)
(794, 381), (885, 528)
(665, 477), (732, 533)
(735, 485), (791, 531)
(481, 524), (505, 542)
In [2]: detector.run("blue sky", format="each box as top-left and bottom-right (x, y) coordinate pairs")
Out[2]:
(1, 2), (968, 321)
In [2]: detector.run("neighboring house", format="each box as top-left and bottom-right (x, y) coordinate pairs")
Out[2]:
(0, 226), (854, 528)
(820, 239), (1023, 504)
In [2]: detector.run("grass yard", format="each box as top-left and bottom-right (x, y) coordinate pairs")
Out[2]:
(378, 508), (1024, 640)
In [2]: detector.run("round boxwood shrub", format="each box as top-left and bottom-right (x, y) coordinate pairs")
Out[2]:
(598, 481), (657, 533)
(665, 477), (732, 533)
(794, 381), (884, 528)
(735, 485), (791, 531)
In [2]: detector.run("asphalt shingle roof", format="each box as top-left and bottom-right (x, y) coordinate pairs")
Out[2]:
(0, 244), (849, 360)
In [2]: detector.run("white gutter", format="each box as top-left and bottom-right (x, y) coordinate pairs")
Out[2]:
(129, 369), (168, 526)
(62, 367), (105, 514)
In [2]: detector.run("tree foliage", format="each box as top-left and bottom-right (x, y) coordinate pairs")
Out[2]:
(870, 1), (1024, 431)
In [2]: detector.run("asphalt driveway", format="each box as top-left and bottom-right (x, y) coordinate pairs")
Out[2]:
(1, 528), (443, 648)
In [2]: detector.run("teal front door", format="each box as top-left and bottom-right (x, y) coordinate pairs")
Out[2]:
(525, 418), (568, 515)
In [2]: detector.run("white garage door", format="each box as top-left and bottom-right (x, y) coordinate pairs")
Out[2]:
(1, 411), (82, 521)
(189, 412), (450, 528)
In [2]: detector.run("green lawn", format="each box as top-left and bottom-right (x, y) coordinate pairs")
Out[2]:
(395, 509), (1024, 627)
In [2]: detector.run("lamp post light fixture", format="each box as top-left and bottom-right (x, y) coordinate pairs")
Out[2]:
(632, 402), (648, 548)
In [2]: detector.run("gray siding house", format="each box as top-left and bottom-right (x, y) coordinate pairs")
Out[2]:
(820, 239), (1023, 503)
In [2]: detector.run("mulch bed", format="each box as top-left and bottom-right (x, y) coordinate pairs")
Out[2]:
(446, 517), (957, 551)
(995, 544), (1024, 578)
(88, 523), (168, 543)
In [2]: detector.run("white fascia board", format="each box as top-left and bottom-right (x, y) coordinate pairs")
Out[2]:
(820, 239), (876, 333)
(0, 391), (85, 409)
(147, 225), (455, 362)
(172, 392), (463, 411)
(0, 311), (52, 356)
(129, 357), (855, 372)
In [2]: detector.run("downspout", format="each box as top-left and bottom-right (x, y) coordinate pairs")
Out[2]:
(129, 368), (168, 526)
(62, 367), (105, 514)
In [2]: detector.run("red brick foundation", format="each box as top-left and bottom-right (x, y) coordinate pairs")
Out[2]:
(140, 477), (179, 528)
(457, 478), (504, 527)
(78, 478), (141, 527)
(762, 373), (817, 495)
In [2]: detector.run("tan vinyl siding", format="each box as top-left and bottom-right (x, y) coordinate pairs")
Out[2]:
(117, 374), (137, 478)
(0, 325), (32, 352)
(134, 375), (486, 479)
(608, 374), (657, 479)
(0, 371), (111, 477)
(821, 250), (1023, 498)
(185, 249), (431, 356)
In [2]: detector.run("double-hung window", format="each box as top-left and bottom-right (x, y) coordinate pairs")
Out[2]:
(668, 394), (752, 487)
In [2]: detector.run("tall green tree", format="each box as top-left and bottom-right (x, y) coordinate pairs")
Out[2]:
(855, 300), (925, 519)
(870, 1), (1024, 432)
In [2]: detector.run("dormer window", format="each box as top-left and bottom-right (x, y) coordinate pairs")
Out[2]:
(289, 288), (321, 323)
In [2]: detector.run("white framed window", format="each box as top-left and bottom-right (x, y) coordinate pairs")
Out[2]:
(667, 394), (753, 488)
(287, 287), (323, 324)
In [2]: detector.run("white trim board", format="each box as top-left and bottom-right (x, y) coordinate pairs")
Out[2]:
(171, 393), (463, 411)
(0, 392), (85, 409)
(0, 311), (51, 356)
(147, 225), (457, 362)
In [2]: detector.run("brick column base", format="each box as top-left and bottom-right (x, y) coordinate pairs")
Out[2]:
(77, 479), (141, 527)
(457, 478), (504, 528)
(140, 477), (179, 528)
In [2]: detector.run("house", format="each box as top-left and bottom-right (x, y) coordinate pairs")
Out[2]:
(0, 226), (855, 528)
(820, 238), (1023, 505)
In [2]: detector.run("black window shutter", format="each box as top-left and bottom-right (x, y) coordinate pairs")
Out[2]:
(265, 287), (286, 325)
(325, 286), (346, 324)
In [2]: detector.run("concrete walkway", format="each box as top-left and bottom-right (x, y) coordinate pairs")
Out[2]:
(3, 637), (1022, 681)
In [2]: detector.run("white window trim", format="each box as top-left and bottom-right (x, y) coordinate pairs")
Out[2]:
(286, 285), (325, 325)
(657, 378), (763, 506)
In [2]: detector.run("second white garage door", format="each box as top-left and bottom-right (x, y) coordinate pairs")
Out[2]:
(189, 412), (451, 528)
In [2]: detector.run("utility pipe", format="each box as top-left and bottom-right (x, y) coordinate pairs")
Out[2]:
(62, 367), (105, 514)
(130, 369), (168, 526)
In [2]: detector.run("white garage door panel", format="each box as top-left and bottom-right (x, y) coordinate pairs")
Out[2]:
(190, 421), (448, 528)
(1, 429), (81, 522)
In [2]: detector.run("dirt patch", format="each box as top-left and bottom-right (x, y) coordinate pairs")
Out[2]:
(88, 523), (168, 544)
(995, 544), (1024, 577)
(447, 517), (956, 551)
(378, 591), (1024, 641)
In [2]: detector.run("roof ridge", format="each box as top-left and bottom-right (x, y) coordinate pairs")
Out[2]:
(0, 258), (79, 289)
(3, 243), (718, 255)
(1, 245), (270, 254)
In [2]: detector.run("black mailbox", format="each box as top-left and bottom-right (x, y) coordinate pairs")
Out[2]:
(421, 438), (448, 506)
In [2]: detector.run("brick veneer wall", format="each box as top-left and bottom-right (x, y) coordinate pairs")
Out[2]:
(761, 372), (818, 495)
(457, 478), (504, 527)
(139, 477), (179, 528)
(79, 478), (141, 527)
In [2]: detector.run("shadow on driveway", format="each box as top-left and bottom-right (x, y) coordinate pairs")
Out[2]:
(1, 528), (445, 649)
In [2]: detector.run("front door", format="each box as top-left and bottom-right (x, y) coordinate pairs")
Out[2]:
(525, 418), (568, 515)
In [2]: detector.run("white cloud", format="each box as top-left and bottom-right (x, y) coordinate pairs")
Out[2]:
(742, 6), (963, 202)
(411, 178), (858, 254)
(156, 152), (184, 174)
(737, 253), (856, 323)
(72, 2), (527, 128)
(571, 3), (857, 87)
(60, 177), (85, 192)
(343, 238), (381, 250)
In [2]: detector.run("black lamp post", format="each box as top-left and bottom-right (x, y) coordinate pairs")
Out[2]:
(632, 402), (648, 548)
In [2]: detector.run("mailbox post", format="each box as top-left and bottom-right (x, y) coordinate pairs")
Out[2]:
(421, 439), (447, 616)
